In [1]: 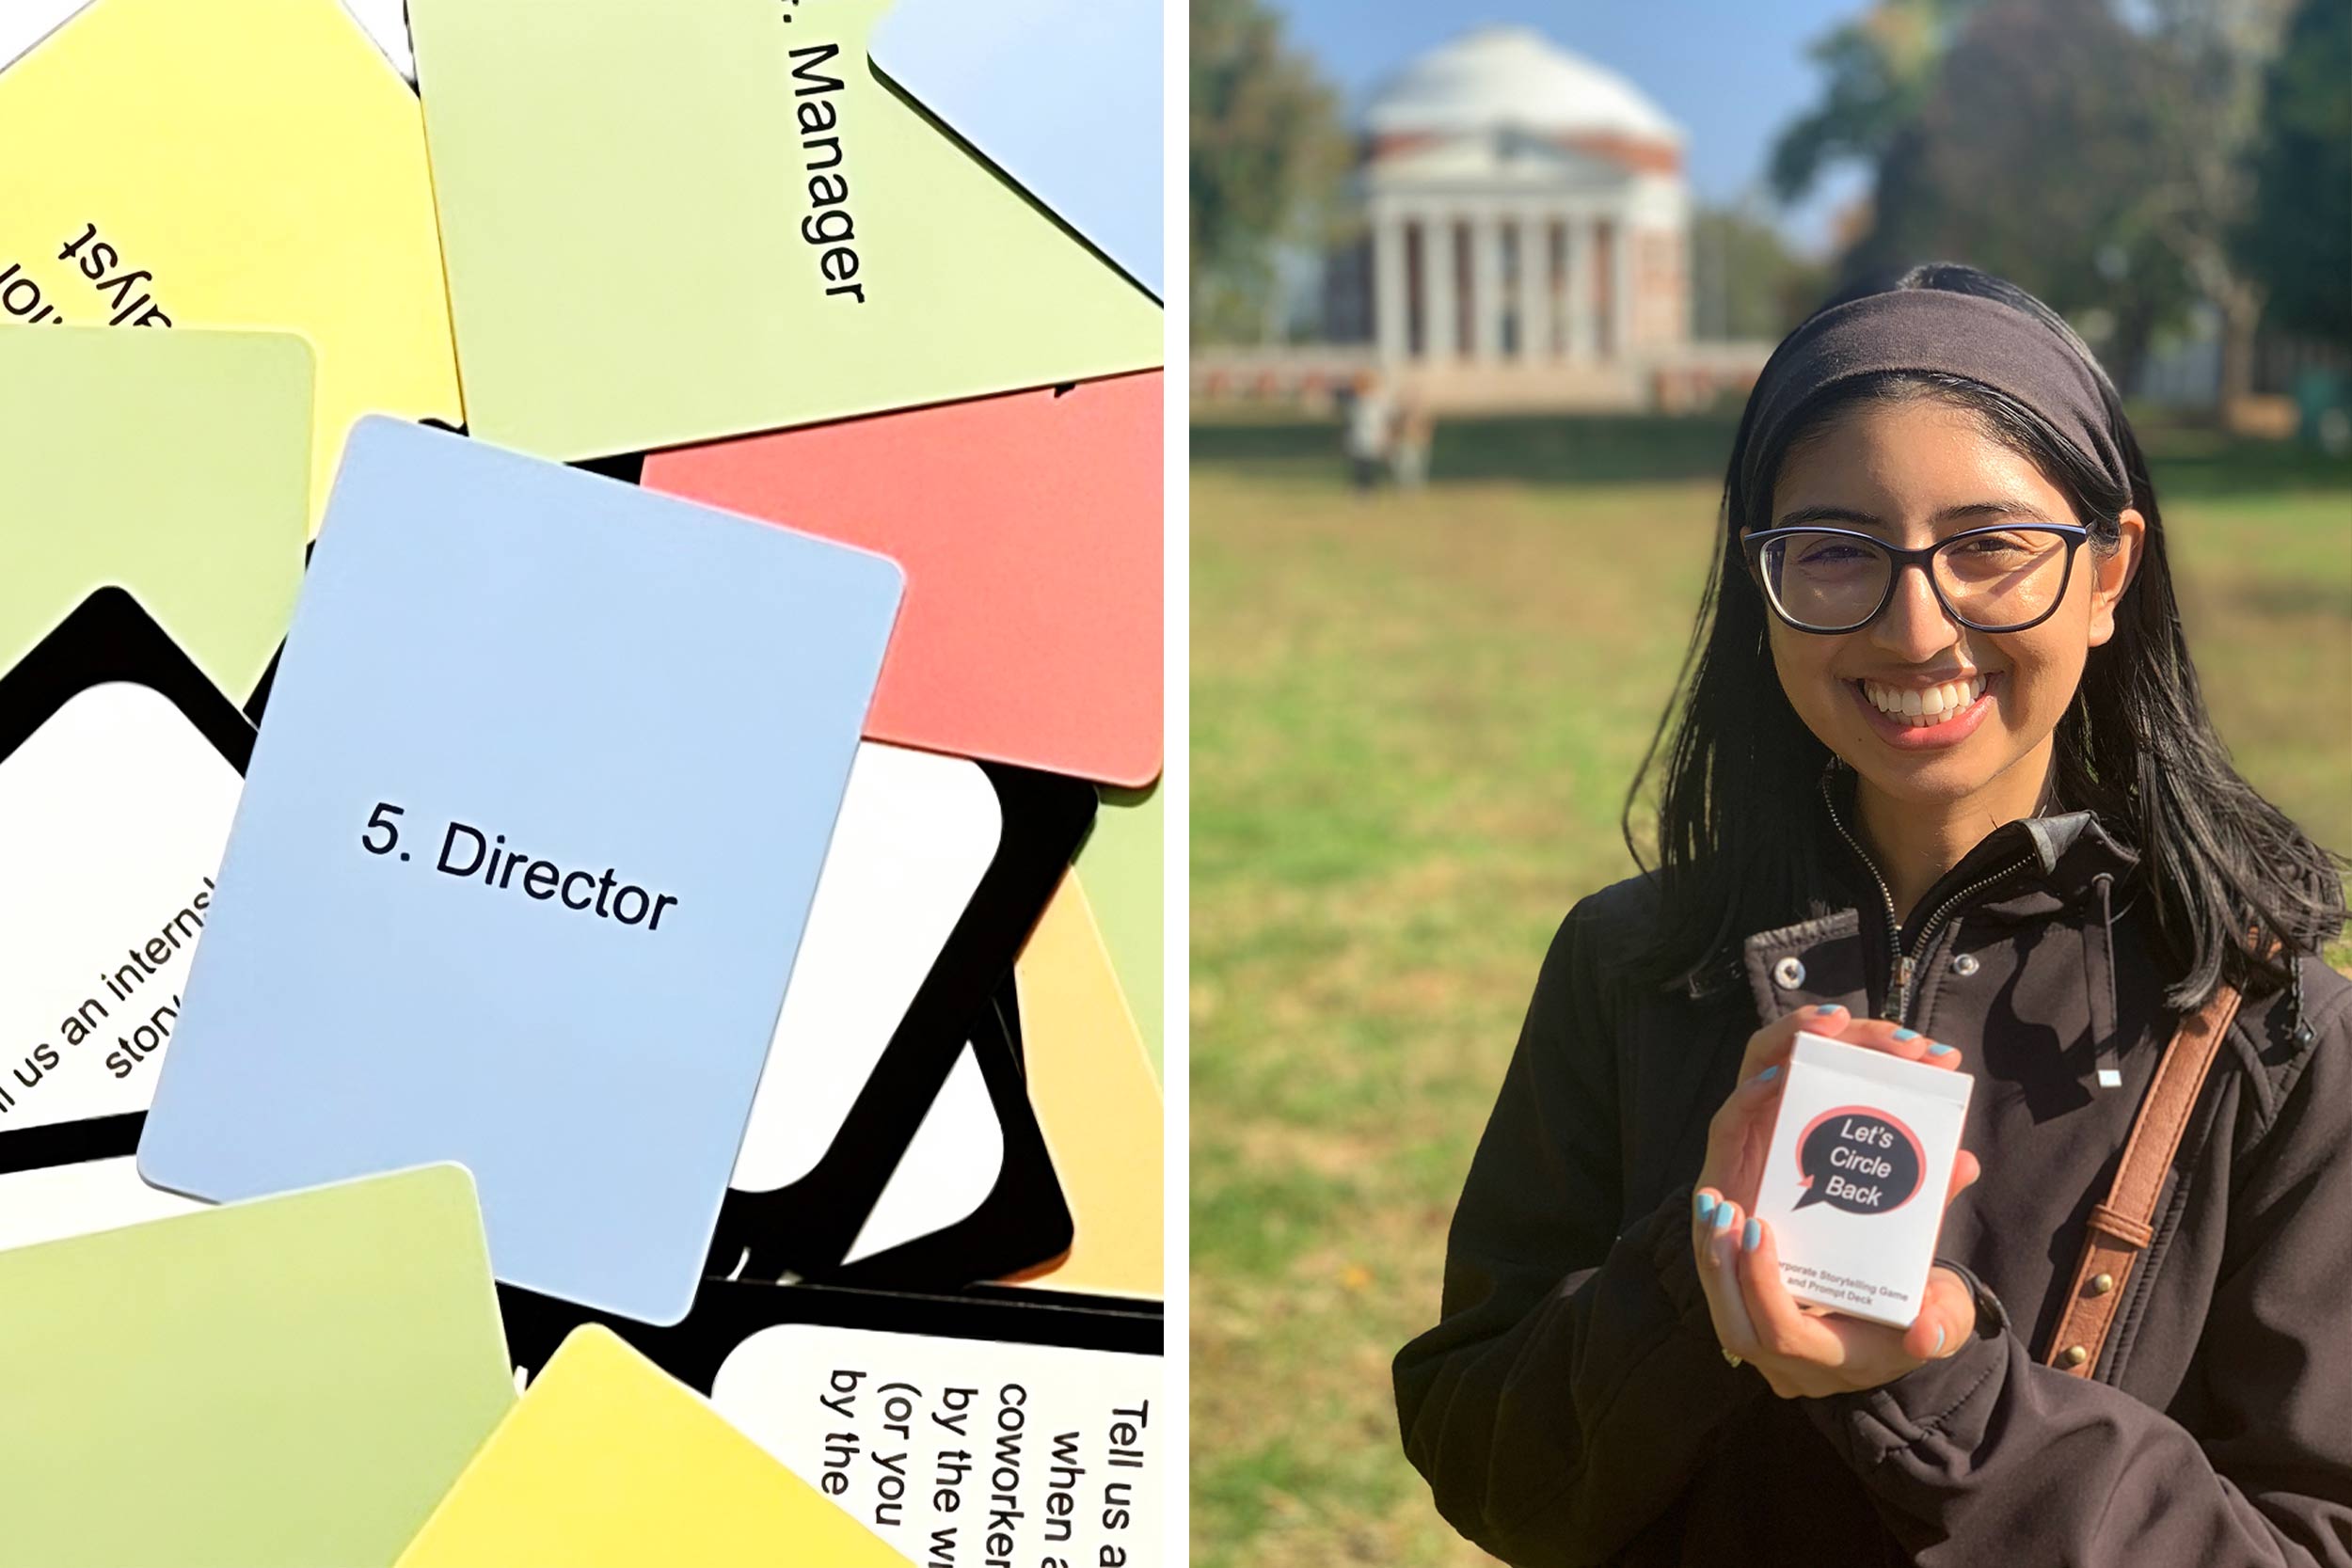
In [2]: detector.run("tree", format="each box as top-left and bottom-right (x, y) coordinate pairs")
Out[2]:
(2239, 0), (2352, 345)
(2132, 0), (2300, 405)
(1856, 0), (2196, 391)
(1772, 0), (2301, 406)
(1689, 202), (1831, 341)
(1190, 0), (1349, 345)
(1769, 0), (1975, 206)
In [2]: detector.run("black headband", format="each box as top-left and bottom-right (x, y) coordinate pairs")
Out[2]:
(1741, 289), (2129, 510)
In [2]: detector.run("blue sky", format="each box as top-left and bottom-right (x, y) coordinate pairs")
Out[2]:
(1265, 0), (1874, 255)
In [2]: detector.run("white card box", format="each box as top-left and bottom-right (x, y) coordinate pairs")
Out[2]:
(1753, 1031), (1974, 1328)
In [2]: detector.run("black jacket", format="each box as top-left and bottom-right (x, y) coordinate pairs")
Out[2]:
(1394, 797), (2352, 1567)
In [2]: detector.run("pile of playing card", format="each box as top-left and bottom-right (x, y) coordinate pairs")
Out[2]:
(0, 2), (1163, 1562)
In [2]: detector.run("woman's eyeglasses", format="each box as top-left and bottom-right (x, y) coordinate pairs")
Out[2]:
(1741, 522), (2092, 635)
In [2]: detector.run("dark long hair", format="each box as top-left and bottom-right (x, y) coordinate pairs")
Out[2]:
(1623, 261), (2344, 1011)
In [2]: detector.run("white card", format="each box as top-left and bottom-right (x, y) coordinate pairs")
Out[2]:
(712, 1323), (1162, 1567)
(838, 1042), (1003, 1265)
(0, 684), (239, 1131)
(730, 744), (1000, 1194)
(0, 673), (238, 1247)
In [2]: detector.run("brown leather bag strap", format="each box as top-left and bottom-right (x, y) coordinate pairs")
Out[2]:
(2043, 980), (2244, 1377)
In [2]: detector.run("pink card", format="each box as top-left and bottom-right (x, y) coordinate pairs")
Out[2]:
(644, 372), (1162, 787)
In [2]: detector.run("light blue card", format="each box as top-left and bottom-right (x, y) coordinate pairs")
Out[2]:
(869, 0), (1162, 296)
(136, 418), (903, 1324)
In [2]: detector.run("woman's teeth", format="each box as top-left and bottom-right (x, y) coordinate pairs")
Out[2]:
(1860, 674), (1988, 726)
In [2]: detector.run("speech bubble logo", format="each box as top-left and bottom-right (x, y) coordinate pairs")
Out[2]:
(1791, 1105), (1926, 1214)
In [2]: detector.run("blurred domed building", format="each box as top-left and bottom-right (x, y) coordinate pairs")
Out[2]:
(1336, 24), (1703, 402)
(1200, 24), (1764, 412)
(1339, 24), (1691, 402)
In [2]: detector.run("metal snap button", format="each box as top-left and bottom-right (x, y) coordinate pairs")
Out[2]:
(2090, 1273), (2115, 1296)
(1951, 952), (1980, 977)
(1772, 956), (1805, 990)
(2062, 1344), (2090, 1368)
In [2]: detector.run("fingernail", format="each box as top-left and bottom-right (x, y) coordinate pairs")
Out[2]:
(1813, 1005), (1842, 1017)
(1927, 1042), (1955, 1056)
(1713, 1204), (1737, 1234)
(1933, 1324), (1947, 1354)
(1892, 1028), (1921, 1041)
(1756, 1064), (1781, 1085)
(1695, 1192), (1718, 1224)
(1742, 1218), (1761, 1252)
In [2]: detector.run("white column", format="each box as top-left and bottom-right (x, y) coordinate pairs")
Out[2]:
(1565, 215), (1594, 361)
(1470, 209), (1504, 359)
(1374, 209), (1407, 365)
(1425, 213), (1458, 360)
(1612, 214), (1635, 359)
(1516, 210), (1546, 362)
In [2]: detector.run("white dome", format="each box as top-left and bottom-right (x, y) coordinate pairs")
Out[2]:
(1366, 24), (1683, 145)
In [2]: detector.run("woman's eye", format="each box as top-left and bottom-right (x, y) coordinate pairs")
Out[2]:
(1953, 534), (2034, 561)
(1795, 542), (1870, 566)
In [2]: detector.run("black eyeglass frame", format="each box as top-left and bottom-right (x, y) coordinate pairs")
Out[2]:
(1740, 521), (2094, 635)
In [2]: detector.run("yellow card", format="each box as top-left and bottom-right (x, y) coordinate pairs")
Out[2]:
(0, 0), (461, 526)
(397, 1326), (909, 1568)
(1008, 870), (1166, 1299)
(406, 0), (1162, 461)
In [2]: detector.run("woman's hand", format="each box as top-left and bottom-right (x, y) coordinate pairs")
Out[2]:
(1690, 1005), (1983, 1399)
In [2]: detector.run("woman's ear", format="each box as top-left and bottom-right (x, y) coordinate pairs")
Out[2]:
(2086, 509), (2146, 647)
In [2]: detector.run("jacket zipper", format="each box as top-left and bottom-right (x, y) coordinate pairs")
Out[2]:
(1820, 778), (2033, 1025)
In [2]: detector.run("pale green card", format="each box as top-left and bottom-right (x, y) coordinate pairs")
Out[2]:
(0, 1165), (516, 1568)
(406, 0), (1163, 460)
(0, 327), (310, 700)
(1082, 780), (1164, 1075)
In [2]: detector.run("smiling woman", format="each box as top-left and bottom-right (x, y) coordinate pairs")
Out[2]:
(1760, 392), (2143, 842)
(1391, 263), (2352, 1566)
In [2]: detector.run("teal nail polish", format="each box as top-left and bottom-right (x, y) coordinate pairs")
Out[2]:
(1756, 1064), (1781, 1084)
(1927, 1042), (1955, 1056)
(1695, 1192), (1718, 1224)
(1713, 1204), (1737, 1234)
(1742, 1218), (1761, 1252)
(1813, 1005), (1842, 1016)
(1892, 1028), (1921, 1041)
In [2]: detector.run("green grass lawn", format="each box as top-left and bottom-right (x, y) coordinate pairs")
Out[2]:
(1188, 411), (2352, 1567)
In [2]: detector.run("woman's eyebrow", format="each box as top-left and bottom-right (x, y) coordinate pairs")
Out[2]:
(1772, 499), (2055, 529)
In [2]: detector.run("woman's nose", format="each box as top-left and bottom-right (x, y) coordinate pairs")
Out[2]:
(1869, 562), (1962, 660)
